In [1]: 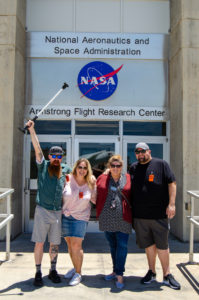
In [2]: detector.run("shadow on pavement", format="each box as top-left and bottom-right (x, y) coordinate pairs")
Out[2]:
(81, 274), (164, 293)
(177, 262), (199, 295)
(0, 274), (78, 296)
(0, 274), (165, 296)
(1, 232), (199, 254)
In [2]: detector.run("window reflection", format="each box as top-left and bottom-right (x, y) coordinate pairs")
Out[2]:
(33, 120), (71, 135)
(76, 121), (119, 135)
(123, 122), (166, 136)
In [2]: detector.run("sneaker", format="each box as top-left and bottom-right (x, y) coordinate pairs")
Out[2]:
(64, 268), (76, 279)
(141, 270), (156, 284)
(69, 273), (82, 286)
(163, 274), (181, 290)
(116, 281), (124, 289)
(34, 271), (43, 287)
(104, 273), (116, 281)
(48, 270), (61, 283)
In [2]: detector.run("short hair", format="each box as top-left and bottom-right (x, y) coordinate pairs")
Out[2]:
(107, 154), (123, 168)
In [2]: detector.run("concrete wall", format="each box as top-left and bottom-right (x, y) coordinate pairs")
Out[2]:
(170, 0), (199, 241)
(0, 0), (26, 239)
(26, 0), (169, 33)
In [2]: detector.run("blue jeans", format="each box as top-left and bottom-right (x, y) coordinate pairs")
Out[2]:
(105, 231), (129, 276)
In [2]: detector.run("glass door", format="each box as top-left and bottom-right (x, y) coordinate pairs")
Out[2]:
(24, 135), (71, 232)
(123, 136), (169, 172)
(74, 136), (120, 176)
(74, 136), (120, 232)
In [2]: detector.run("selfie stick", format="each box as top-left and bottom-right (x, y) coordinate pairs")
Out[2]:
(19, 82), (69, 133)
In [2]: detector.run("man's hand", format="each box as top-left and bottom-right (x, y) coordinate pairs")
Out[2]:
(166, 204), (176, 219)
(167, 182), (176, 219)
(25, 120), (35, 132)
(26, 120), (43, 162)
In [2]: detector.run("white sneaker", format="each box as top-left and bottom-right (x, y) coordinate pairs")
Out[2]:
(69, 273), (82, 286)
(64, 268), (76, 279)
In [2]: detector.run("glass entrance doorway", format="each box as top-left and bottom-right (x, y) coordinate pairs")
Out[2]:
(24, 135), (71, 232)
(75, 138), (119, 177)
(74, 136), (119, 231)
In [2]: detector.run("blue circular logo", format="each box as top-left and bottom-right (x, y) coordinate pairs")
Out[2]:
(77, 61), (123, 101)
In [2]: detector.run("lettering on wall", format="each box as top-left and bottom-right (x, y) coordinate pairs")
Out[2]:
(26, 106), (168, 121)
(27, 32), (168, 59)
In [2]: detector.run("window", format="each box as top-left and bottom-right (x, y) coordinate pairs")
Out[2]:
(76, 121), (119, 135)
(123, 122), (166, 136)
(34, 120), (71, 134)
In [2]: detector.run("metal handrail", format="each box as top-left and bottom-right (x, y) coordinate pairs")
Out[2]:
(187, 190), (199, 263)
(0, 188), (14, 261)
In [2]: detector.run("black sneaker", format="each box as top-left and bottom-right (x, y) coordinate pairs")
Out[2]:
(48, 270), (61, 283)
(34, 271), (43, 287)
(141, 270), (156, 284)
(163, 274), (181, 290)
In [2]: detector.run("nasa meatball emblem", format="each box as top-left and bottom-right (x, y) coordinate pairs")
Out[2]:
(77, 61), (123, 101)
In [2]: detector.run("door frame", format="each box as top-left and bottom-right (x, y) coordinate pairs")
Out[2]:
(23, 134), (71, 233)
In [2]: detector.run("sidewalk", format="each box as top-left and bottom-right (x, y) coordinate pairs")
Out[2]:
(0, 232), (199, 299)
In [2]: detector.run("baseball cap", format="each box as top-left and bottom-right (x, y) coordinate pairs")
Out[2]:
(49, 146), (65, 155)
(135, 142), (149, 151)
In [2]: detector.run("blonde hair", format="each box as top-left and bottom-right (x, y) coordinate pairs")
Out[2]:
(107, 154), (123, 168)
(72, 158), (95, 189)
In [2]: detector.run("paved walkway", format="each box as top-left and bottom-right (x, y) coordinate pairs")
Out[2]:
(0, 233), (199, 299)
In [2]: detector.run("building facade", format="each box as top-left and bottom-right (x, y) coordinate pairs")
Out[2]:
(0, 0), (199, 241)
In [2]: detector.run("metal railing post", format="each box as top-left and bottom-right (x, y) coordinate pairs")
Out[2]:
(6, 194), (11, 260)
(189, 196), (194, 262)
(187, 190), (199, 263)
(0, 188), (14, 261)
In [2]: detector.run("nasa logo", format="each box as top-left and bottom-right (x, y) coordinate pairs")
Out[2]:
(77, 61), (123, 101)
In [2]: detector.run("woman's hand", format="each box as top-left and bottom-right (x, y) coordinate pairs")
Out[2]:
(103, 168), (110, 175)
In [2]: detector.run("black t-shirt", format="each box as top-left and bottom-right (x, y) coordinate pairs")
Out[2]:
(129, 158), (176, 219)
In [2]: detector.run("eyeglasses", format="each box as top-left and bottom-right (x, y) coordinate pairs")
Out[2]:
(135, 149), (147, 155)
(78, 166), (87, 170)
(51, 154), (63, 159)
(110, 164), (122, 168)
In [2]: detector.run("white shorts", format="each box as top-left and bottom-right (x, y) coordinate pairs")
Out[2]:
(31, 205), (62, 245)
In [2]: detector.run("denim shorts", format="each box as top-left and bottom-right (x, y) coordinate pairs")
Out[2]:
(62, 215), (88, 239)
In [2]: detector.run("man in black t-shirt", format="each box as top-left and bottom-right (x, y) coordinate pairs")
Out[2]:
(129, 142), (180, 290)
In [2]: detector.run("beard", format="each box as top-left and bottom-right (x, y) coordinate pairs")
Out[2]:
(138, 157), (147, 163)
(48, 161), (62, 178)
(138, 155), (151, 164)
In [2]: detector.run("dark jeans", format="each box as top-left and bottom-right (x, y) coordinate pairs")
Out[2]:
(105, 231), (129, 276)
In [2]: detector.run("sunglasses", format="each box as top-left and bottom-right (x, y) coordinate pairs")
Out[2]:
(135, 149), (147, 154)
(78, 165), (87, 170)
(110, 164), (122, 168)
(51, 154), (63, 159)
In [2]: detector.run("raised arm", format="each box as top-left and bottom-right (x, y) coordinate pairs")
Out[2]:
(26, 120), (44, 163)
